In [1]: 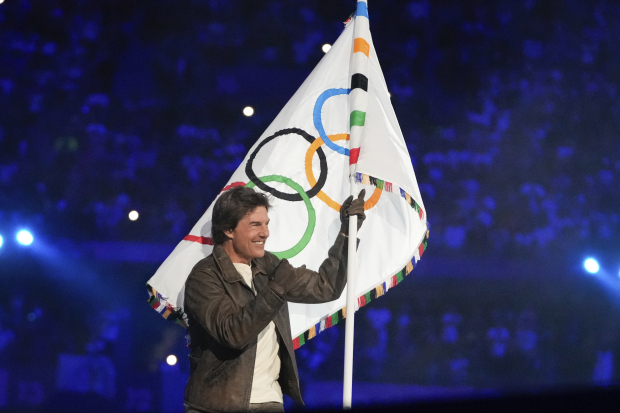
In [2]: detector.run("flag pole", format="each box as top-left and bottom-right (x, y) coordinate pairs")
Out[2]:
(343, 175), (358, 409)
(344, 0), (369, 408)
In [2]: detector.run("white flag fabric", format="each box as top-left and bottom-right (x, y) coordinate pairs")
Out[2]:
(146, 5), (428, 349)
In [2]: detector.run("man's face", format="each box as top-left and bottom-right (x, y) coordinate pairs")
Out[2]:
(224, 206), (270, 264)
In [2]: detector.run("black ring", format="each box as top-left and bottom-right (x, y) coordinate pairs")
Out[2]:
(246, 128), (328, 201)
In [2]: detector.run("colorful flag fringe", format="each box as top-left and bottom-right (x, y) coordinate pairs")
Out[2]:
(355, 173), (425, 219)
(292, 229), (429, 350)
(146, 284), (188, 328)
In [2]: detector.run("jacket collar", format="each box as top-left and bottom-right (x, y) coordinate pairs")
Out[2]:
(213, 244), (268, 283)
(213, 244), (243, 283)
(251, 255), (268, 277)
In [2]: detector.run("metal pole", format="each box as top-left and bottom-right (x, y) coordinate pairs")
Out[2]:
(343, 175), (357, 409)
(344, 0), (368, 407)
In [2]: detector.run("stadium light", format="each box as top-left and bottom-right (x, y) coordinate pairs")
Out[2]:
(584, 258), (600, 274)
(166, 355), (177, 366)
(243, 106), (254, 117)
(16, 230), (34, 246)
(322, 44), (332, 53)
(128, 210), (139, 221)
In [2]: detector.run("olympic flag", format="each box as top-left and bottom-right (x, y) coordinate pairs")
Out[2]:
(146, 1), (428, 359)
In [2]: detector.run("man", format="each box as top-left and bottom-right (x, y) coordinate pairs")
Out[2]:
(183, 186), (365, 413)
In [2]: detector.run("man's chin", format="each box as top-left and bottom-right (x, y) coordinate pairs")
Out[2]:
(251, 247), (266, 258)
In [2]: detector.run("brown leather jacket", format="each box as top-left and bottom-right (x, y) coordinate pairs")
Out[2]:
(183, 233), (348, 413)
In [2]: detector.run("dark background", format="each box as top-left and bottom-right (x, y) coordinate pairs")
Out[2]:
(0, 0), (619, 411)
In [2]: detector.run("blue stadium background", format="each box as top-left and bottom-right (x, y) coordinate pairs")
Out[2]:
(1, 0), (619, 411)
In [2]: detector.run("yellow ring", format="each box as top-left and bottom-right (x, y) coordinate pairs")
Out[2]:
(305, 134), (382, 212)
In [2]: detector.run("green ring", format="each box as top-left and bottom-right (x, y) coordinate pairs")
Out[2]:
(246, 175), (316, 259)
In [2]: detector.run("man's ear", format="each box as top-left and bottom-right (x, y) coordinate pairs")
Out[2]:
(223, 229), (234, 240)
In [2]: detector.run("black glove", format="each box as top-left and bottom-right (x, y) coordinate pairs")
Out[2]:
(340, 189), (366, 235)
(267, 258), (298, 297)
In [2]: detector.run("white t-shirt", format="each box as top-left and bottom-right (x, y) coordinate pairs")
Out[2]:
(232, 263), (283, 403)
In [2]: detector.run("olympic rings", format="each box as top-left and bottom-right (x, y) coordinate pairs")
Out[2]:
(305, 134), (383, 212)
(239, 89), (383, 259)
(246, 175), (315, 260)
(246, 128), (328, 202)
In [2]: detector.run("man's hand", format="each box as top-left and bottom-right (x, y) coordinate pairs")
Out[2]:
(340, 189), (366, 236)
(267, 259), (298, 297)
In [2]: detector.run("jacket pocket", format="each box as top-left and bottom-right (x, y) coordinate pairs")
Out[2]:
(203, 359), (229, 383)
(194, 352), (230, 384)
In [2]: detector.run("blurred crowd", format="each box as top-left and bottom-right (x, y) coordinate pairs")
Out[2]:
(2, 272), (618, 410)
(0, 0), (618, 253)
(297, 276), (620, 390)
(1, 0), (620, 410)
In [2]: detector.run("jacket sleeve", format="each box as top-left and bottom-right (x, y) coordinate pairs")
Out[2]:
(275, 233), (349, 304)
(185, 264), (286, 350)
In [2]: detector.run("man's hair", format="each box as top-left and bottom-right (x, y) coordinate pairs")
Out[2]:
(211, 186), (271, 245)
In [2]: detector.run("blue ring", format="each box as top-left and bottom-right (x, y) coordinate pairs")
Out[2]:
(313, 88), (351, 156)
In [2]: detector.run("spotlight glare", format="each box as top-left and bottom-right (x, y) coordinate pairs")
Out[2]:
(0, 0), (5, 5)
(322, 43), (332, 53)
(243, 106), (254, 117)
(128, 210), (139, 221)
(16, 230), (34, 246)
(166, 355), (177, 366)
(584, 258), (600, 274)
(0, 235), (3, 249)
